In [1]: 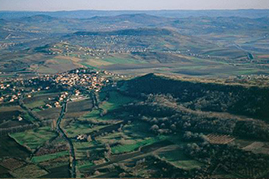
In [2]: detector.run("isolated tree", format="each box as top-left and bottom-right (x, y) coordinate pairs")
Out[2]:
(87, 135), (92, 142)
(86, 150), (90, 158)
(171, 124), (176, 130)
(150, 124), (159, 132)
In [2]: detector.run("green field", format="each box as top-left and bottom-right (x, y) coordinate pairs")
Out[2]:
(101, 91), (134, 111)
(95, 121), (166, 154)
(10, 127), (58, 152)
(77, 161), (94, 170)
(156, 146), (204, 170)
(31, 151), (69, 163)
(82, 91), (135, 121)
(72, 140), (103, 164)
(64, 121), (106, 138)
(111, 137), (161, 154)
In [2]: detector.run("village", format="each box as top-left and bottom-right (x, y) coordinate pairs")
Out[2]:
(49, 36), (148, 59)
(0, 68), (122, 120)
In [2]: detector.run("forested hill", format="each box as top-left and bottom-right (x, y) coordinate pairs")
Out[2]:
(74, 28), (174, 36)
(122, 73), (269, 121)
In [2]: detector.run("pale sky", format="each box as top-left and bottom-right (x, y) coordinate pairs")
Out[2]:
(0, 0), (269, 11)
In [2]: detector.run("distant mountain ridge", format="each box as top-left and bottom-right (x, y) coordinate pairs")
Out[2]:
(84, 13), (173, 26)
(1, 9), (269, 19)
(21, 15), (58, 22)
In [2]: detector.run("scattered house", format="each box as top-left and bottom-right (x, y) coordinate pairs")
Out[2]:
(46, 104), (53, 108)
(77, 134), (86, 140)
(0, 84), (5, 89)
(93, 159), (106, 165)
(12, 95), (18, 100)
(75, 90), (80, 96)
(18, 116), (23, 121)
(54, 102), (61, 108)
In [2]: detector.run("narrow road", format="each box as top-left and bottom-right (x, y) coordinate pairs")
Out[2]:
(19, 97), (41, 123)
(89, 91), (99, 109)
(56, 101), (77, 178)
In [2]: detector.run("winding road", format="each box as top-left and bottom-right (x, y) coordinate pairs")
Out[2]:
(56, 101), (77, 178)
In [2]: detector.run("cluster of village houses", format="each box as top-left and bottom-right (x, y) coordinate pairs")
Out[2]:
(49, 40), (148, 58)
(0, 68), (129, 124)
(0, 67), (127, 106)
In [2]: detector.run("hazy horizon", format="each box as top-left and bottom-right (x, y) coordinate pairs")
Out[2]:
(0, 0), (269, 11)
(1, 9), (269, 12)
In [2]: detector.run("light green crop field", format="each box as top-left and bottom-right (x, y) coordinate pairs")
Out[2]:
(10, 127), (57, 152)
(82, 91), (135, 120)
(64, 121), (106, 138)
(95, 121), (167, 154)
(156, 145), (204, 170)
(111, 137), (160, 154)
(77, 161), (94, 170)
(101, 91), (135, 111)
(31, 151), (69, 163)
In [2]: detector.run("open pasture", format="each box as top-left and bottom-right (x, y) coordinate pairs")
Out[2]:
(155, 145), (204, 170)
(9, 126), (57, 152)
(82, 91), (135, 120)
(99, 91), (135, 111)
(31, 151), (69, 163)
(95, 122), (166, 155)
(63, 119), (107, 138)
